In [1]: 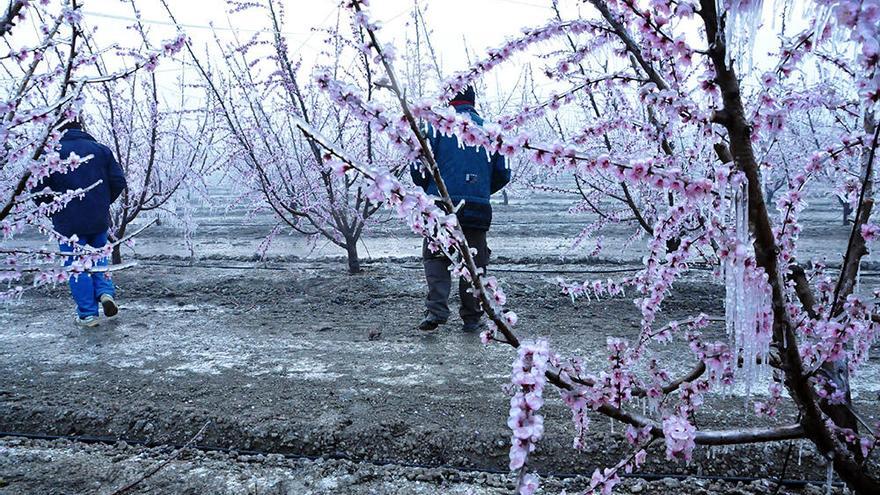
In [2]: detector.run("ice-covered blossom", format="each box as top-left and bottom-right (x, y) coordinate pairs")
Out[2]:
(589, 444), (650, 495)
(507, 340), (550, 493)
(754, 381), (784, 417)
(860, 223), (880, 242)
(590, 467), (621, 495)
(161, 32), (188, 56)
(662, 414), (696, 461)
(519, 473), (540, 495)
(821, 0), (880, 106)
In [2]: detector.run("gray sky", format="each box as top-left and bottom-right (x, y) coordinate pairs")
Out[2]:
(75, 0), (816, 111)
(76, 0), (573, 111)
(82, 0), (560, 77)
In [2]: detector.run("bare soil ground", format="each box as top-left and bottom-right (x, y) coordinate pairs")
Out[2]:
(1, 192), (878, 494)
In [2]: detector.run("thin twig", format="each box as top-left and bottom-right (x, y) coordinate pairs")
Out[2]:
(0, 218), (158, 258)
(108, 420), (211, 495)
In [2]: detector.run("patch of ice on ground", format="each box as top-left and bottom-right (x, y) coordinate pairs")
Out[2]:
(167, 350), (249, 375)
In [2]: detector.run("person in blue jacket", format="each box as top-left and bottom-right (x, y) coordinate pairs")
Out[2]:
(410, 86), (511, 332)
(35, 119), (127, 327)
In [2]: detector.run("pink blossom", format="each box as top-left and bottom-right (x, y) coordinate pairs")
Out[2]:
(519, 473), (539, 495)
(507, 341), (549, 472)
(860, 223), (880, 242)
(504, 310), (519, 326)
(590, 467), (621, 495)
(328, 159), (352, 177)
(625, 160), (650, 181)
(761, 71), (777, 88)
(662, 414), (696, 461)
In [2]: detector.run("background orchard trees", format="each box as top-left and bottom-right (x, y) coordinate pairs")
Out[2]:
(162, 0), (409, 274)
(0, 0), (185, 298)
(91, 70), (216, 264)
(84, 6), (215, 265)
(290, 0), (879, 493)
(486, 0), (687, 257)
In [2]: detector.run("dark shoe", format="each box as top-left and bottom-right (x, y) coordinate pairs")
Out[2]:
(100, 294), (119, 318)
(418, 315), (447, 331)
(461, 320), (484, 333)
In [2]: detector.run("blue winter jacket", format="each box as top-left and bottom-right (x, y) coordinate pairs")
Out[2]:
(36, 128), (127, 237)
(410, 104), (510, 231)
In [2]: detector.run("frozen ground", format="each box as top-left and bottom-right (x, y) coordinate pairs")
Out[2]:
(1, 191), (878, 493)
(0, 437), (850, 494)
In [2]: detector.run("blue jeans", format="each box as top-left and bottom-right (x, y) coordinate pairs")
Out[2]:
(59, 231), (115, 318)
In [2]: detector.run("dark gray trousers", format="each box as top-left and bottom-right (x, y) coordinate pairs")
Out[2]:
(422, 228), (490, 323)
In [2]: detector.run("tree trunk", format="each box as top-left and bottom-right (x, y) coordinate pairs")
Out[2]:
(764, 184), (775, 207)
(111, 244), (122, 265)
(837, 195), (854, 226)
(345, 240), (361, 274)
(112, 223), (127, 265)
(502, 189), (509, 206)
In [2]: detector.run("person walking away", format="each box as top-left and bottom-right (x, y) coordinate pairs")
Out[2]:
(410, 86), (511, 332)
(35, 119), (127, 327)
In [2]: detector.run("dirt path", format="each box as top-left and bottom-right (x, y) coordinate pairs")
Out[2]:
(1, 260), (877, 494)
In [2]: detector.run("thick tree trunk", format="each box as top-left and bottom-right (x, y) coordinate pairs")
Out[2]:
(111, 244), (122, 265)
(345, 240), (361, 274)
(111, 222), (127, 265)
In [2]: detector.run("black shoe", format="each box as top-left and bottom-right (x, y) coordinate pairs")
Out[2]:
(418, 315), (447, 331)
(100, 294), (119, 318)
(461, 320), (484, 333)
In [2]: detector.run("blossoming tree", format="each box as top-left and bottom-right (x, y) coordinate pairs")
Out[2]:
(161, 0), (411, 273)
(90, 68), (215, 264)
(272, 0), (880, 492)
(0, 0), (186, 299)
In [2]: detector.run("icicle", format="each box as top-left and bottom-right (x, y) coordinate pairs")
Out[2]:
(812, 3), (833, 42)
(723, 180), (773, 403)
(724, 183), (747, 342)
(768, 0), (790, 32)
(825, 460), (834, 495)
(797, 441), (803, 466)
(725, 0), (765, 74)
